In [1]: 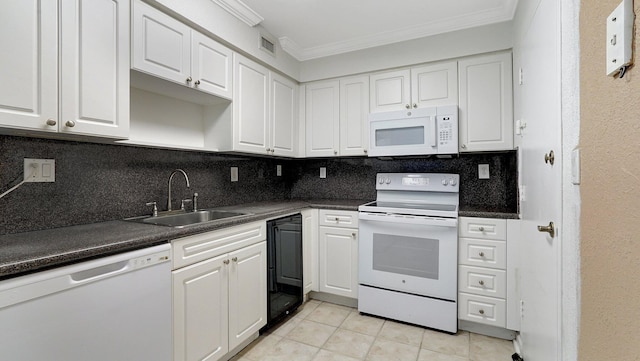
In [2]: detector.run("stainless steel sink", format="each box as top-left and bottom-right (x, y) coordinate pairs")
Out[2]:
(127, 209), (249, 228)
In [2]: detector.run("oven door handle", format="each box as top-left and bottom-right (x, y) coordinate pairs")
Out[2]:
(359, 212), (458, 228)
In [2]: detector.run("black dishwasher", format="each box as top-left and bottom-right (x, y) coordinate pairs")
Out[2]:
(263, 214), (303, 331)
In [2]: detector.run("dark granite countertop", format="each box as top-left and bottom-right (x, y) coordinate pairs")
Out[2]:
(0, 199), (370, 279)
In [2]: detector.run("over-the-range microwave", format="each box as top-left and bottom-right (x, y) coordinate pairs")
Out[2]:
(368, 105), (458, 157)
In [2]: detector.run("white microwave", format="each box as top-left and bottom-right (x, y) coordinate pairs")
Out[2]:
(368, 105), (458, 157)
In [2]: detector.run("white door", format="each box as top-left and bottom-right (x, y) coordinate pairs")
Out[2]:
(369, 69), (411, 112)
(516, 0), (561, 359)
(318, 226), (358, 298)
(60, 0), (129, 139)
(132, 0), (190, 85)
(191, 31), (232, 99)
(305, 80), (340, 157)
(173, 254), (229, 361)
(270, 73), (297, 157)
(228, 242), (266, 350)
(233, 54), (270, 154)
(340, 75), (369, 156)
(411, 61), (458, 108)
(0, 0), (58, 132)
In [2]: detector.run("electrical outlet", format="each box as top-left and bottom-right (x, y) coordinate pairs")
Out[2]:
(230, 167), (238, 182)
(24, 158), (55, 182)
(276, 165), (282, 177)
(606, 0), (634, 76)
(478, 164), (490, 179)
(319, 167), (327, 179)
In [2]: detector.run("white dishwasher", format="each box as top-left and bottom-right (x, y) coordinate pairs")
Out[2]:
(0, 243), (172, 361)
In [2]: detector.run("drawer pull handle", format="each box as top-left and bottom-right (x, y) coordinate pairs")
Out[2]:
(351, 232), (356, 238)
(335, 217), (340, 222)
(232, 257), (238, 262)
(223, 259), (230, 265)
(479, 252), (485, 257)
(478, 226), (485, 232)
(479, 280), (485, 286)
(479, 309), (485, 315)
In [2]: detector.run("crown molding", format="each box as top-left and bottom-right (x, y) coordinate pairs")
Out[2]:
(210, 0), (264, 27)
(280, 3), (517, 61)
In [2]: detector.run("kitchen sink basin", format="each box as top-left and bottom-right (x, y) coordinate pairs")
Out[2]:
(127, 209), (249, 228)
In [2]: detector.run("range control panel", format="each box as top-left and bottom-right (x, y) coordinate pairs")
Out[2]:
(376, 173), (460, 192)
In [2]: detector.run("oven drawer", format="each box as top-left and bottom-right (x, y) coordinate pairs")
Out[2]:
(459, 238), (506, 269)
(459, 217), (507, 240)
(458, 265), (506, 298)
(458, 292), (506, 328)
(319, 210), (358, 228)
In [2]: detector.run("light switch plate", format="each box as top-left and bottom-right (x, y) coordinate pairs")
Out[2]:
(319, 167), (327, 179)
(478, 164), (490, 179)
(606, 0), (634, 76)
(24, 158), (55, 182)
(230, 167), (238, 182)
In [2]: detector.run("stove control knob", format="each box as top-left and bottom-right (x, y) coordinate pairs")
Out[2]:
(442, 179), (448, 186)
(378, 178), (384, 184)
(449, 178), (457, 186)
(385, 178), (391, 184)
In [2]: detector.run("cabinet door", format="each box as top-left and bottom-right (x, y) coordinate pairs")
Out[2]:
(191, 31), (233, 99)
(60, 0), (129, 139)
(270, 73), (297, 157)
(233, 54), (270, 154)
(318, 226), (358, 298)
(302, 209), (319, 294)
(0, 0), (57, 132)
(369, 69), (410, 112)
(411, 61), (458, 107)
(458, 52), (513, 152)
(173, 254), (229, 361)
(132, 0), (190, 85)
(228, 242), (266, 350)
(305, 80), (340, 157)
(340, 75), (369, 156)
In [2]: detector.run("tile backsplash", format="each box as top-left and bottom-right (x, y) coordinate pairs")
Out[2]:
(0, 135), (517, 235)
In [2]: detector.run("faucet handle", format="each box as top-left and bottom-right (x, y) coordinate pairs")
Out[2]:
(180, 198), (193, 211)
(192, 192), (199, 212)
(146, 201), (158, 217)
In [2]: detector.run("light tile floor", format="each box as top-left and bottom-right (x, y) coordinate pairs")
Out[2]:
(232, 300), (515, 361)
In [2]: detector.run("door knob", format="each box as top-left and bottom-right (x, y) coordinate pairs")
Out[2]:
(544, 150), (555, 165)
(537, 222), (555, 238)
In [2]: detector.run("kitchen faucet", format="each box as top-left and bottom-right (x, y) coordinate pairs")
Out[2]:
(167, 169), (190, 212)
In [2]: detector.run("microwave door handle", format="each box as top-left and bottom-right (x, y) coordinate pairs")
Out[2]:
(429, 117), (437, 147)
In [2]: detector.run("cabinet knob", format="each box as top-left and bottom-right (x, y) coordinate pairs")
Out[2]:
(413, 103), (417, 108)
(479, 280), (485, 286)
(478, 226), (485, 232)
(223, 259), (230, 265)
(405, 104), (411, 109)
(335, 217), (339, 222)
(479, 309), (485, 315)
(232, 257), (238, 262)
(352, 232), (356, 238)
(65, 120), (76, 128)
(186, 76), (192, 83)
(363, 149), (368, 154)
(334, 150), (338, 155)
(271, 149), (275, 154)
(194, 80), (201, 86)
(461, 144), (467, 149)
(46, 118), (57, 126)
(479, 252), (485, 257)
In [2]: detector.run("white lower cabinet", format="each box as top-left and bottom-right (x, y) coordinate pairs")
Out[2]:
(172, 222), (266, 361)
(301, 209), (319, 294)
(318, 210), (358, 299)
(458, 217), (520, 331)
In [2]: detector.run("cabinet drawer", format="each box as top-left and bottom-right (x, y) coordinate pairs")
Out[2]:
(459, 217), (506, 240)
(458, 292), (506, 328)
(318, 210), (358, 228)
(459, 238), (506, 269)
(171, 221), (266, 270)
(459, 265), (506, 298)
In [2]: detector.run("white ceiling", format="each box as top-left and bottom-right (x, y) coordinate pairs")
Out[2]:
(235, 0), (519, 61)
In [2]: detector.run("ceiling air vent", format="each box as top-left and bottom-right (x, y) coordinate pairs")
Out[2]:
(260, 35), (276, 56)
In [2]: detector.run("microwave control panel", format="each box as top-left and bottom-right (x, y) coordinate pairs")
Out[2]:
(436, 113), (459, 154)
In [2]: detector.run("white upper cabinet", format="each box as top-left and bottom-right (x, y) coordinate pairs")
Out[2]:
(305, 80), (340, 157)
(370, 61), (457, 112)
(340, 75), (370, 156)
(132, 0), (232, 99)
(458, 52), (513, 152)
(233, 54), (270, 154)
(0, 0), (129, 139)
(270, 73), (298, 157)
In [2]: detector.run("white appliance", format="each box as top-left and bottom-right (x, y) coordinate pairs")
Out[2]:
(0, 244), (172, 361)
(358, 173), (459, 333)
(368, 106), (458, 157)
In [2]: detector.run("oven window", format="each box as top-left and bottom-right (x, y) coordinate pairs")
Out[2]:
(375, 126), (424, 146)
(372, 234), (439, 279)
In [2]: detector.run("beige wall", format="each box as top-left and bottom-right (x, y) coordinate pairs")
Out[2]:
(579, 1), (640, 359)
